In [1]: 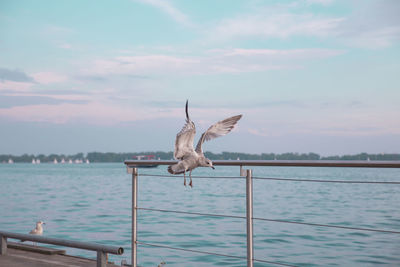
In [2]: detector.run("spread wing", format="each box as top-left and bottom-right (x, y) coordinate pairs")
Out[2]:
(195, 115), (242, 154)
(174, 101), (196, 159)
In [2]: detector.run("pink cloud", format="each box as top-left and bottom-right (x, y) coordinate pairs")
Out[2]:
(32, 72), (68, 84)
(208, 13), (344, 41)
(58, 43), (72, 49)
(82, 47), (343, 76)
(0, 102), (183, 124)
(136, 0), (191, 26)
(85, 55), (199, 76)
(0, 80), (34, 92)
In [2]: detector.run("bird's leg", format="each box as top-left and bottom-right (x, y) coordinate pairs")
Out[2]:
(183, 171), (186, 186)
(189, 170), (193, 188)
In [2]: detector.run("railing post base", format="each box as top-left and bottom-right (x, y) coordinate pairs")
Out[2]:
(0, 235), (7, 255)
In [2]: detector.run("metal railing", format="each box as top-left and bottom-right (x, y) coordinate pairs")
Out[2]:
(0, 231), (124, 267)
(125, 159), (400, 267)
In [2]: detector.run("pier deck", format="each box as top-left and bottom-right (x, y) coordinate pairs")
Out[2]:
(0, 242), (121, 267)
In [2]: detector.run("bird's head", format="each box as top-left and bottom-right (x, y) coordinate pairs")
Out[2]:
(205, 158), (215, 169)
(37, 221), (45, 226)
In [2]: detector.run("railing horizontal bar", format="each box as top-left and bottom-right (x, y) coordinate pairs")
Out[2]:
(137, 207), (400, 234)
(125, 160), (400, 168)
(252, 218), (400, 234)
(139, 173), (400, 184)
(253, 176), (400, 184)
(0, 231), (124, 255)
(139, 174), (243, 179)
(136, 241), (298, 267)
(137, 207), (244, 219)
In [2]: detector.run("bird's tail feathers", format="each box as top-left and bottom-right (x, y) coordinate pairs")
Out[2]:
(168, 164), (185, 175)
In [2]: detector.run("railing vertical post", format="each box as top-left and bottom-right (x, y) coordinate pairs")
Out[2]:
(246, 169), (254, 267)
(0, 235), (7, 255)
(96, 251), (107, 267)
(132, 167), (138, 267)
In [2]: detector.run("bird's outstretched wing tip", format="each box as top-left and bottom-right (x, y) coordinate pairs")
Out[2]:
(185, 100), (190, 121)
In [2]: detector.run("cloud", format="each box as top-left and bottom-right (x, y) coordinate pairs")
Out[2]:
(145, 100), (187, 108)
(248, 128), (270, 137)
(32, 72), (68, 84)
(345, 26), (400, 49)
(0, 68), (34, 82)
(0, 80), (34, 92)
(82, 55), (199, 76)
(44, 25), (75, 35)
(74, 73), (149, 83)
(208, 12), (344, 42)
(306, 0), (334, 5)
(144, 100), (305, 109)
(29, 89), (89, 96)
(0, 95), (87, 108)
(74, 75), (107, 82)
(0, 102), (182, 124)
(205, 1), (400, 49)
(337, 0), (400, 48)
(0, 69), (70, 92)
(57, 43), (72, 49)
(82, 47), (344, 77)
(211, 48), (344, 61)
(0, 95), (398, 138)
(136, 0), (191, 26)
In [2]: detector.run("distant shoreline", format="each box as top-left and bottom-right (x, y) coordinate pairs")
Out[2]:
(1, 152), (400, 163)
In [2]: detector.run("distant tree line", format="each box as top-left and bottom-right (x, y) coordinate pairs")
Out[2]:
(86, 151), (174, 162)
(203, 152), (321, 160)
(1, 152), (400, 163)
(0, 153), (85, 163)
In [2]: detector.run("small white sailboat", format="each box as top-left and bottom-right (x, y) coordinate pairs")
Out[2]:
(85, 159), (90, 164)
(8, 158), (14, 164)
(32, 159), (36, 164)
(61, 158), (65, 164)
(36, 159), (41, 164)
(53, 158), (58, 164)
(68, 159), (73, 164)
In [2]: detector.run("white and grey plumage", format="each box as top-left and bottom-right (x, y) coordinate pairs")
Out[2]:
(168, 100), (242, 187)
(29, 221), (45, 235)
(29, 221), (45, 246)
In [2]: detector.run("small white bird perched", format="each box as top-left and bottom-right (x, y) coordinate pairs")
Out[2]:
(168, 100), (242, 187)
(29, 221), (45, 245)
(29, 221), (45, 235)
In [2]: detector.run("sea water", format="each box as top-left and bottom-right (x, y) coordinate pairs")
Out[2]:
(0, 163), (399, 266)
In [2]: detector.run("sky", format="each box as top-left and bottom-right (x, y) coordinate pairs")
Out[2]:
(0, 0), (399, 156)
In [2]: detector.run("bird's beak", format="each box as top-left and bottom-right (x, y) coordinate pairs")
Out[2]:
(43, 222), (46, 225)
(211, 166), (215, 169)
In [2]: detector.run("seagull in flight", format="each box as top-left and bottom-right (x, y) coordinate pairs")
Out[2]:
(168, 100), (242, 187)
